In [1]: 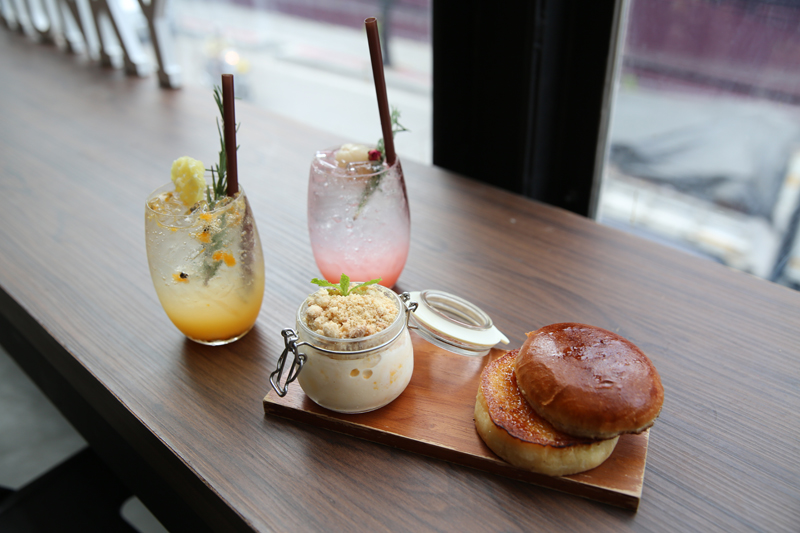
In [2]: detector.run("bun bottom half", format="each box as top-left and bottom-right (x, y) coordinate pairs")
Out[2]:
(475, 392), (618, 477)
(475, 351), (619, 477)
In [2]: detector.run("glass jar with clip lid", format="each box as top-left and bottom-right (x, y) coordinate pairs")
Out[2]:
(270, 284), (509, 414)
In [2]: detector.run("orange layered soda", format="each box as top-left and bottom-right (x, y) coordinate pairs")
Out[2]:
(145, 183), (265, 345)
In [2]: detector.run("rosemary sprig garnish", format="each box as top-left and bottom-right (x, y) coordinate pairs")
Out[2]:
(199, 86), (241, 283)
(200, 212), (229, 283)
(375, 107), (408, 162)
(205, 85), (239, 210)
(354, 107), (408, 218)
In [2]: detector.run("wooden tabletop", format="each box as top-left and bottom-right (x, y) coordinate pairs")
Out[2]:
(1, 31), (799, 532)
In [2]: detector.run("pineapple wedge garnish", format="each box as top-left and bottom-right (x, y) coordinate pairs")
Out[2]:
(171, 156), (206, 206)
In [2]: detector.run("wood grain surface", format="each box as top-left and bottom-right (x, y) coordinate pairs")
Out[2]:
(264, 339), (650, 510)
(1, 30), (799, 532)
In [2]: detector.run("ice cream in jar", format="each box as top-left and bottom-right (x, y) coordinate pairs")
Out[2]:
(293, 275), (413, 414)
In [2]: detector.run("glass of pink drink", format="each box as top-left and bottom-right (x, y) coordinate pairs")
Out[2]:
(308, 145), (410, 288)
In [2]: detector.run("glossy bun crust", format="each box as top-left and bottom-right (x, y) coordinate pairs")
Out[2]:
(515, 323), (664, 440)
(475, 350), (619, 476)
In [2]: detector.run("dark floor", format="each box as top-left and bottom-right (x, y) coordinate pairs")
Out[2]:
(0, 345), (168, 532)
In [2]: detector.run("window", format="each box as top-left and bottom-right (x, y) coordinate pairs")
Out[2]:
(596, 0), (800, 288)
(170, 0), (433, 164)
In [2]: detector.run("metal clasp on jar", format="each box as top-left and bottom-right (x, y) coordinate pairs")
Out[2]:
(269, 293), (418, 397)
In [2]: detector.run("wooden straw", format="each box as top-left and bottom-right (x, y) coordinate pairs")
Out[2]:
(222, 74), (239, 195)
(365, 17), (396, 166)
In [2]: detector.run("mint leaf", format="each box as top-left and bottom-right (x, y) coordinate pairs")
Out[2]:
(350, 278), (382, 294)
(310, 274), (382, 296)
(339, 274), (351, 295)
(311, 277), (341, 292)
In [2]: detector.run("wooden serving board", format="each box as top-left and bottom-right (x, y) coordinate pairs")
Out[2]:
(263, 334), (650, 510)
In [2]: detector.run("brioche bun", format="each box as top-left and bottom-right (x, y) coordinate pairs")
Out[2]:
(474, 350), (619, 476)
(515, 323), (664, 440)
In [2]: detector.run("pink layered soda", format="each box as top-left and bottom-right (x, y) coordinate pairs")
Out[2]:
(307, 146), (410, 288)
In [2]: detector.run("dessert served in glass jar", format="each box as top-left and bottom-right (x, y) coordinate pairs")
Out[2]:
(269, 275), (510, 413)
(145, 77), (264, 345)
(287, 275), (413, 414)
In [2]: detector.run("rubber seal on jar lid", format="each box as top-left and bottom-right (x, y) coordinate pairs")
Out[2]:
(407, 290), (509, 357)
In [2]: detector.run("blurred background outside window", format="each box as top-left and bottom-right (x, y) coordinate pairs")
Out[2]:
(123, 0), (432, 163)
(596, 0), (800, 290)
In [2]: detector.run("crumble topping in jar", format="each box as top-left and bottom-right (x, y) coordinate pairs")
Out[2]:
(303, 286), (399, 339)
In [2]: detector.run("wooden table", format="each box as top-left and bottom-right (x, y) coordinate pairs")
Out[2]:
(1, 30), (798, 532)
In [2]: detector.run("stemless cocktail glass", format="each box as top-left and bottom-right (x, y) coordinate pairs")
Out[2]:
(145, 184), (265, 345)
(308, 147), (410, 288)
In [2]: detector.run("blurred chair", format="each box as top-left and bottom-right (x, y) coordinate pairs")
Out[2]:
(0, 0), (181, 87)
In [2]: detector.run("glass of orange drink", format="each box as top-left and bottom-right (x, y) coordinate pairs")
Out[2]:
(145, 172), (264, 345)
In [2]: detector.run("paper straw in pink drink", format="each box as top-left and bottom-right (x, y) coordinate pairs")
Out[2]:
(365, 17), (396, 166)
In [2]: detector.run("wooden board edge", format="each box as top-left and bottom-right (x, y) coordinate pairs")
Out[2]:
(263, 395), (642, 511)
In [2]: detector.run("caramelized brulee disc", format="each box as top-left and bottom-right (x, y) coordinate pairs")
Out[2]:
(482, 350), (597, 447)
(475, 350), (619, 476)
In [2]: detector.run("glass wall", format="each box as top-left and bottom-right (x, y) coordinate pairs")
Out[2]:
(168, 0), (433, 163)
(596, 0), (800, 289)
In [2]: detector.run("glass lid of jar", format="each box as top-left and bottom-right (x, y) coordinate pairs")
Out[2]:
(405, 290), (509, 357)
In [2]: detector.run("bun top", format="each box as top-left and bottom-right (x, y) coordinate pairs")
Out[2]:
(514, 323), (663, 440)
